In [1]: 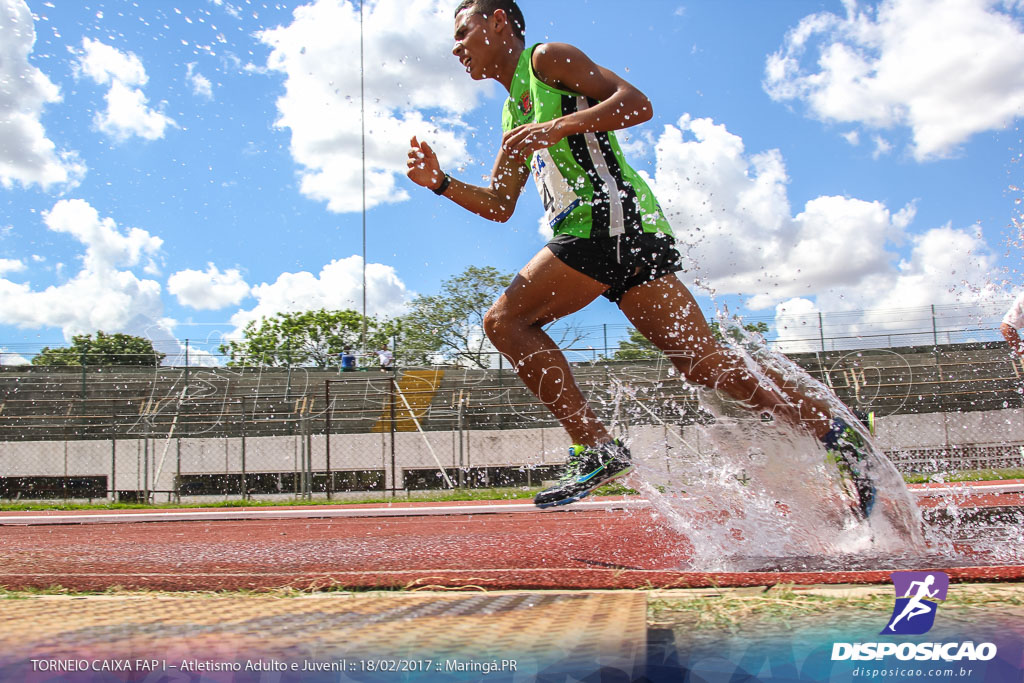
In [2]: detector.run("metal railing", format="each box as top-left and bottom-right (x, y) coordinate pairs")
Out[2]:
(0, 300), (1016, 370)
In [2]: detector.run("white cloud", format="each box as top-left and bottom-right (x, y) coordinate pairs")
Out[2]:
(871, 134), (893, 159)
(258, 0), (488, 213)
(168, 263), (250, 310)
(764, 0), (1024, 160)
(44, 198), (163, 273)
(617, 128), (654, 162)
(211, 0), (243, 20)
(74, 38), (147, 86)
(187, 63), (214, 99)
(651, 115), (912, 307)
(73, 38), (176, 141)
(773, 224), (1002, 350)
(0, 259), (26, 276)
(772, 297), (820, 352)
(0, 199), (165, 339)
(827, 222), (1000, 313)
(0, 347), (31, 366)
(227, 255), (409, 338)
(537, 215), (553, 243)
(648, 114), (1002, 328)
(0, 0), (85, 190)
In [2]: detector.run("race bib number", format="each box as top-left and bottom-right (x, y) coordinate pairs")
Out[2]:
(531, 149), (581, 228)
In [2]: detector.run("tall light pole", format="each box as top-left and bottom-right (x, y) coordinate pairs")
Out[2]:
(359, 0), (368, 351)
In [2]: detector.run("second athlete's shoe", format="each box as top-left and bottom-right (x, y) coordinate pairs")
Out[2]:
(534, 439), (633, 509)
(822, 417), (877, 520)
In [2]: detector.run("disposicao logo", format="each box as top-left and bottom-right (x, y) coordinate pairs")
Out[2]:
(831, 571), (998, 663)
(881, 570), (948, 635)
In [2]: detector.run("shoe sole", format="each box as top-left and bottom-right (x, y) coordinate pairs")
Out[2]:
(533, 464), (633, 509)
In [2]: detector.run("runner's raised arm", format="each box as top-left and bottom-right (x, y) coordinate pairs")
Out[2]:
(406, 135), (528, 223)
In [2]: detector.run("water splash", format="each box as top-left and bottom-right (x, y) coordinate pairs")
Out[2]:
(609, 317), (942, 572)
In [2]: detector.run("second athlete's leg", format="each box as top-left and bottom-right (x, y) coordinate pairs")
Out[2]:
(484, 248), (612, 447)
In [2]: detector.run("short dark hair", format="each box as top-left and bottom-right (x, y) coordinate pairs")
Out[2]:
(454, 0), (525, 43)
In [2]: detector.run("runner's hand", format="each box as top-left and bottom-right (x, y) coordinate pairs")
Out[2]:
(406, 137), (445, 191)
(501, 121), (564, 159)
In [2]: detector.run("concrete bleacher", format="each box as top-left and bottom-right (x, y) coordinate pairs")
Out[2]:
(0, 365), (401, 441)
(1, 341), (1022, 443)
(788, 343), (1024, 414)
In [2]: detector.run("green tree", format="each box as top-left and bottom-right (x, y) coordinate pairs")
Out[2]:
(710, 320), (770, 344)
(608, 327), (662, 361)
(398, 265), (514, 368)
(33, 331), (166, 367)
(607, 320), (770, 361)
(218, 309), (397, 368)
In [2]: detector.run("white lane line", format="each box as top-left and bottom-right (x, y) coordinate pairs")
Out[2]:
(0, 499), (651, 526)
(909, 483), (1024, 496)
(1, 483), (1020, 526)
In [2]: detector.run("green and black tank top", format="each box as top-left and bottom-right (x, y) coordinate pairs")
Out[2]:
(501, 44), (672, 240)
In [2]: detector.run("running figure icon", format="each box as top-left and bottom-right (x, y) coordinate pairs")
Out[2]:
(882, 571), (949, 635)
(886, 575), (938, 631)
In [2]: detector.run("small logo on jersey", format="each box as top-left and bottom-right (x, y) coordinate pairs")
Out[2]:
(518, 92), (532, 115)
(881, 571), (948, 635)
(531, 153), (545, 178)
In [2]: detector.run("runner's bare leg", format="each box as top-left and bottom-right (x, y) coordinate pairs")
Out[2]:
(617, 274), (833, 438)
(484, 248), (612, 447)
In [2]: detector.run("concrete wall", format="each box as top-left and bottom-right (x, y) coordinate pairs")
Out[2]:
(5, 407), (1021, 499)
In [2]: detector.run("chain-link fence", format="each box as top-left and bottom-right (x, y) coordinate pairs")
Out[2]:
(0, 365), (578, 503)
(0, 300), (1015, 369)
(2, 339), (1024, 503)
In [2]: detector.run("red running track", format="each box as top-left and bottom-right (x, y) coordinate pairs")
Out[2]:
(0, 484), (1021, 592)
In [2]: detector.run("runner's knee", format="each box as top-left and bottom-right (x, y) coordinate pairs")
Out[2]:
(483, 303), (506, 344)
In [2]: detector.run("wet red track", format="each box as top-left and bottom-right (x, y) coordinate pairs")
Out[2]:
(1, 483), (1022, 592)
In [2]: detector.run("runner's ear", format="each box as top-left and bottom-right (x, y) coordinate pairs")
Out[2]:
(490, 8), (509, 34)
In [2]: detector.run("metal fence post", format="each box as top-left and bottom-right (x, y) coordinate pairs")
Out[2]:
(285, 340), (292, 402)
(457, 389), (465, 488)
(240, 396), (247, 500)
(325, 379), (332, 500)
(390, 375), (398, 494)
(80, 351), (86, 400)
(298, 414), (306, 499)
(110, 406), (117, 503)
(305, 408), (313, 499)
(175, 436), (181, 504)
(293, 427), (299, 498)
(223, 434), (230, 500)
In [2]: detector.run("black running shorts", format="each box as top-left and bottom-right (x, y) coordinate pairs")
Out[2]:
(546, 231), (683, 304)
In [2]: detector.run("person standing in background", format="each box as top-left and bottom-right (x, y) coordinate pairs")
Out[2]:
(1000, 292), (1024, 357)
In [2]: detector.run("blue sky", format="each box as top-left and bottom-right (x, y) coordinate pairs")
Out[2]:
(1, 0), (1023, 365)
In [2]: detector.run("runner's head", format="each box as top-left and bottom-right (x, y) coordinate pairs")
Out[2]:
(454, 0), (525, 42)
(452, 0), (525, 80)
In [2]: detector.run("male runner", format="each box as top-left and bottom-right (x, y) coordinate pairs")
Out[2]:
(406, 0), (874, 515)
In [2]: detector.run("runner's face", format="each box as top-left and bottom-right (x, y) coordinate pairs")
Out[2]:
(452, 9), (494, 80)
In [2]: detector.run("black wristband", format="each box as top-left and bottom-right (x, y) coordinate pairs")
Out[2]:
(432, 173), (451, 196)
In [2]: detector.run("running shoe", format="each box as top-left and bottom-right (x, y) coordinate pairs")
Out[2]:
(534, 439), (633, 509)
(822, 417), (877, 519)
